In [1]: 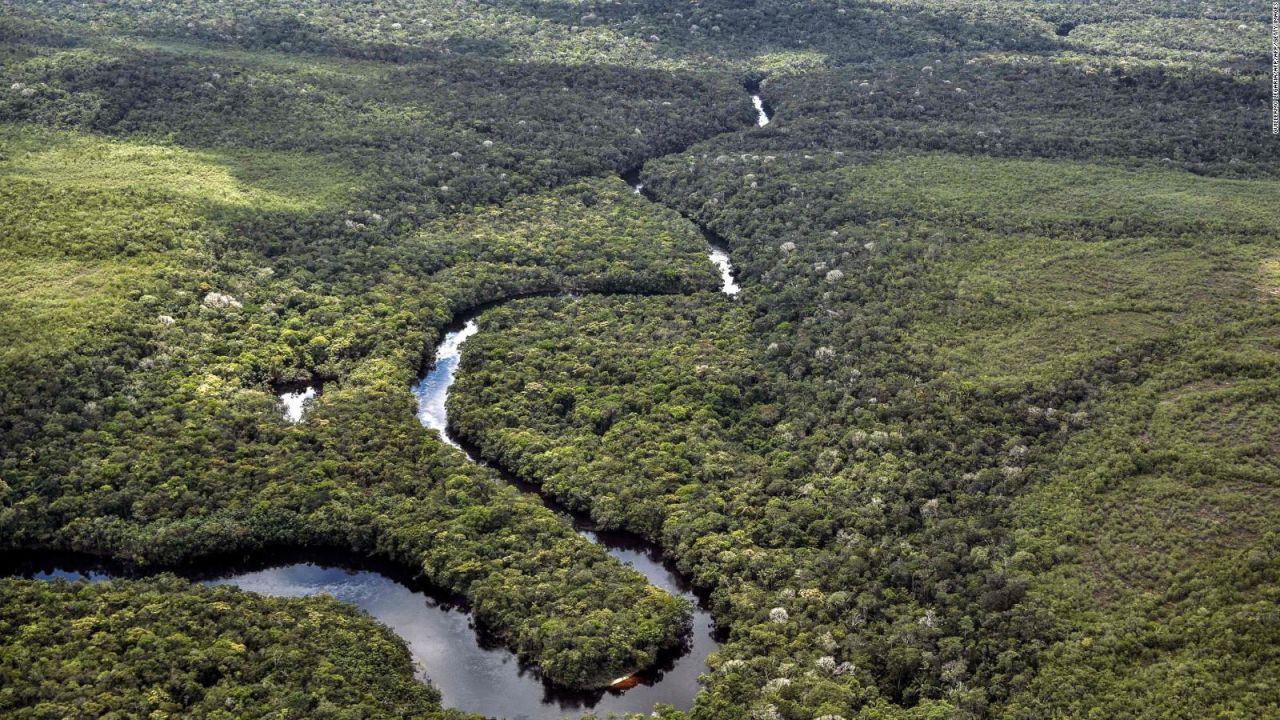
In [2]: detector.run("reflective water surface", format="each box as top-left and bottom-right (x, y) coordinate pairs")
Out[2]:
(7, 85), (784, 719)
(15, 306), (722, 719)
(751, 94), (771, 126)
(620, 168), (741, 297)
(9, 545), (719, 720)
(414, 319), (479, 448)
(410, 311), (721, 716)
(279, 386), (315, 423)
(708, 244), (741, 295)
(272, 379), (323, 423)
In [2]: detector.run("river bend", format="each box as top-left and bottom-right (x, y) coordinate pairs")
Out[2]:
(8, 82), (780, 719)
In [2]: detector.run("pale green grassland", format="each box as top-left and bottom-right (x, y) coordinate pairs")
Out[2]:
(0, 123), (358, 363)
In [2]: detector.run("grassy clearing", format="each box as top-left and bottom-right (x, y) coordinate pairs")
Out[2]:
(1004, 261), (1280, 716)
(1010, 379), (1280, 716)
(0, 122), (357, 363)
(911, 234), (1269, 386)
(1067, 19), (1267, 65)
(0, 123), (360, 214)
(840, 155), (1280, 387)
(842, 153), (1280, 238)
(0, 256), (159, 364)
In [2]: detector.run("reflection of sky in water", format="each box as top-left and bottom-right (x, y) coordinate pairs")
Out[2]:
(22, 295), (723, 718)
(413, 320), (478, 448)
(751, 94), (770, 126)
(709, 246), (741, 296)
(404, 309), (718, 716)
(202, 562), (715, 719)
(204, 563), (490, 701)
(30, 568), (113, 583)
(279, 386), (315, 423)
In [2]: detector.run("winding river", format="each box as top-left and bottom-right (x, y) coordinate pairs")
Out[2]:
(13, 303), (725, 719)
(620, 168), (742, 296)
(12, 308), (721, 719)
(9, 84), (773, 719)
(408, 305), (722, 717)
(10, 537), (716, 720)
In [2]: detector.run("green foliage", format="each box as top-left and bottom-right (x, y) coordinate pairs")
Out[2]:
(450, 294), (755, 539)
(0, 54), (721, 681)
(726, 54), (1276, 179)
(1066, 18), (1269, 66)
(450, 129), (1280, 716)
(1005, 317), (1280, 716)
(2, 0), (1276, 717)
(0, 576), (464, 719)
(621, 24), (1276, 710)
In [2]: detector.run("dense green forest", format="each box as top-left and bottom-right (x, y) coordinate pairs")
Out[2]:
(0, 576), (467, 719)
(2, 0), (1276, 718)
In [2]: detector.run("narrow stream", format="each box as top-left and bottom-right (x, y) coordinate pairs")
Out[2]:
(396, 86), (770, 701)
(751, 94), (770, 127)
(746, 78), (772, 127)
(414, 319), (479, 448)
(707, 245), (741, 295)
(620, 168), (741, 296)
(8, 84), (775, 720)
(410, 306), (721, 718)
